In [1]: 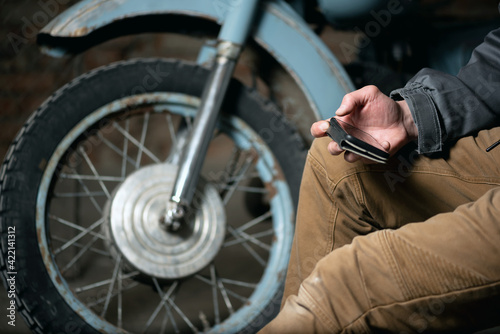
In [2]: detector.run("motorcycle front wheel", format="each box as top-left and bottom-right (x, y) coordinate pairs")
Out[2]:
(0, 59), (306, 333)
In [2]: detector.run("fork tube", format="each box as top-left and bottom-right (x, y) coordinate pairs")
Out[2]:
(218, 0), (261, 44)
(166, 0), (260, 225)
(170, 46), (237, 206)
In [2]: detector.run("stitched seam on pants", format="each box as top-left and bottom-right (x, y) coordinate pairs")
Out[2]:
(300, 285), (338, 331)
(308, 152), (336, 202)
(355, 246), (374, 311)
(379, 231), (413, 300)
(341, 318), (371, 334)
(326, 202), (339, 254)
(386, 231), (491, 299)
(406, 172), (500, 186)
(308, 152), (375, 250)
(307, 151), (369, 195)
(354, 173), (372, 225)
(342, 280), (500, 332)
(353, 173), (366, 210)
(308, 152), (339, 253)
(357, 168), (500, 186)
(308, 145), (500, 187)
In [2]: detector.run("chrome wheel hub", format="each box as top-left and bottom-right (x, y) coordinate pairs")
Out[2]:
(107, 163), (226, 279)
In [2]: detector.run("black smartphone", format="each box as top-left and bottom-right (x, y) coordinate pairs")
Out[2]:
(326, 117), (390, 164)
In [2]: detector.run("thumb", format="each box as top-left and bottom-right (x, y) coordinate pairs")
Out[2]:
(336, 85), (380, 117)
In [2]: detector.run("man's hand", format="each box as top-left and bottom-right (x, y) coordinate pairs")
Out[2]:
(311, 85), (418, 163)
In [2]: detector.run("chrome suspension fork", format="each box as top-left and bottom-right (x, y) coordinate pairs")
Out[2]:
(163, 0), (261, 230)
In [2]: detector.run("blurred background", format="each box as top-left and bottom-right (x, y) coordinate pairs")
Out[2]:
(1, 0), (499, 332)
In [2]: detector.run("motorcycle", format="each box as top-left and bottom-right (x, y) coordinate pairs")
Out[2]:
(1, 0), (498, 333)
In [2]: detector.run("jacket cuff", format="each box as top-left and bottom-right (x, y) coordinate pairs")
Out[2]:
(390, 83), (443, 154)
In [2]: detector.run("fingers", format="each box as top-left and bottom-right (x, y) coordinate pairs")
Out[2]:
(329, 142), (377, 164)
(311, 121), (350, 157)
(310, 120), (330, 138)
(327, 140), (344, 156)
(344, 151), (362, 163)
(381, 140), (391, 151)
(335, 85), (382, 117)
(321, 127), (383, 164)
(312, 86), (382, 138)
(313, 85), (389, 164)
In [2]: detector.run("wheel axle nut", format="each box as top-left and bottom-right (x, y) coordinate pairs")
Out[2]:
(160, 204), (185, 232)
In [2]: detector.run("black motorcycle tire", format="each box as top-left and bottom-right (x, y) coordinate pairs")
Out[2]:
(0, 59), (306, 333)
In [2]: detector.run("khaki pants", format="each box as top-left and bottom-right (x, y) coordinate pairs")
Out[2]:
(260, 127), (500, 333)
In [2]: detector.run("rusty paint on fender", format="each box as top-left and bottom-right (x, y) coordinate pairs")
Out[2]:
(38, 0), (354, 121)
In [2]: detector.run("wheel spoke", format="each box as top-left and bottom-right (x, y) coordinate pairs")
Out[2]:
(217, 184), (269, 194)
(113, 121), (161, 164)
(78, 146), (111, 200)
(60, 234), (100, 274)
(164, 291), (198, 332)
(67, 166), (104, 213)
(136, 111), (150, 169)
(144, 279), (182, 334)
(196, 275), (249, 304)
(52, 236), (110, 257)
(59, 173), (125, 182)
(86, 281), (140, 308)
(117, 270), (123, 328)
(212, 147), (240, 196)
(210, 264), (221, 324)
(166, 114), (178, 149)
(222, 155), (254, 205)
(237, 210), (272, 233)
(53, 191), (108, 198)
(121, 118), (130, 177)
(96, 132), (137, 167)
(219, 278), (258, 289)
(219, 286), (248, 303)
(49, 214), (107, 241)
(53, 217), (104, 255)
(227, 226), (266, 267)
(229, 226), (272, 252)
(166, 120), (188, 164)
(223, 228), (274, 248)
(101, 254), (122, 317)
(75, 271), (140, 293)
(216, 269), (234, 315)
(223, 227), (273, 251)
(217, 147), (241, 184)
(159, 311), (171, 334)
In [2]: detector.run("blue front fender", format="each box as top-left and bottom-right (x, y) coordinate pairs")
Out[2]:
(39, 0), (354, 120)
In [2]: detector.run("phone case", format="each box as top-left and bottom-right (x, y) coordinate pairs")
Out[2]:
(326, 118), (390, 164)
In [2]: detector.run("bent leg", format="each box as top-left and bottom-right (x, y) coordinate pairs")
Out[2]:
(284, 127), (500, 300)
(262, 187), (500, 333)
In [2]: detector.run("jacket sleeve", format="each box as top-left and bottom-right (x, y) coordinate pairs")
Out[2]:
(390, 23), (500, 154)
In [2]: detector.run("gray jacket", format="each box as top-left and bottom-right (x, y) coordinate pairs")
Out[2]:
(391, 18), (500, 154)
